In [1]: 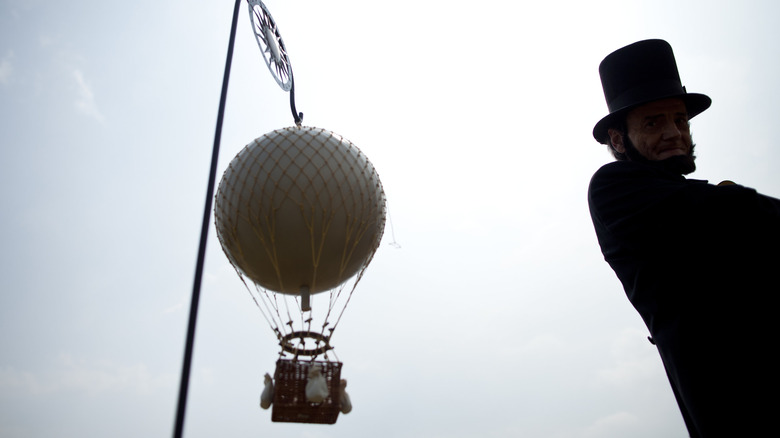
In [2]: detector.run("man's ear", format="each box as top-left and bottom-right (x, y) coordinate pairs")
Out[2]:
(608, 128), (626, 154)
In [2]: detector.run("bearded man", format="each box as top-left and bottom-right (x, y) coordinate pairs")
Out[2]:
(588, 39), (780, 437)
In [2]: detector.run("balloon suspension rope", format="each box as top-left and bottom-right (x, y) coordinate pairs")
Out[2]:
(173, 1), (241, 437)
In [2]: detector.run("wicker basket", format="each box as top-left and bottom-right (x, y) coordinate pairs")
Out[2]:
(271, 358), (343, 424)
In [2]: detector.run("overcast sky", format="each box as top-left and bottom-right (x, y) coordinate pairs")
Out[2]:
(2, 1), (780, 437)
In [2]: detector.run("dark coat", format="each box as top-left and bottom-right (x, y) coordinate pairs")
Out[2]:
(588, 160), (780, 437)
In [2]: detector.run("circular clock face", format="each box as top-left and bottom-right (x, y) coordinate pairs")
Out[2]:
(247, 0), (293, 91)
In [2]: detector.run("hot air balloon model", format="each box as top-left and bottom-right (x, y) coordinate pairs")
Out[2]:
(213, 0), (386, 424)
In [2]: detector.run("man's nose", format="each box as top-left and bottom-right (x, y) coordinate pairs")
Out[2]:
(661, 120), (682, 139)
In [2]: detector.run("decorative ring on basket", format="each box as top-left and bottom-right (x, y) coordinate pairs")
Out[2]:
(280, 331), (333, 357)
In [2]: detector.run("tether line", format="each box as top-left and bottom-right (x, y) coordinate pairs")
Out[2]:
(173, 0), (241, 437)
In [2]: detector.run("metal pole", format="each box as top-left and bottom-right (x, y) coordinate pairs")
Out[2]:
(173, 1), (241, 437)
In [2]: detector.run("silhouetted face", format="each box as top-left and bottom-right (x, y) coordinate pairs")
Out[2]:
(611, 98), (692, 161)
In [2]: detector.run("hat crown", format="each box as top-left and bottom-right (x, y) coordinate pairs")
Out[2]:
(600, 39), (684, 113)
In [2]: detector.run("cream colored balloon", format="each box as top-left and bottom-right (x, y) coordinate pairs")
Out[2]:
(214, 126), (386, 299)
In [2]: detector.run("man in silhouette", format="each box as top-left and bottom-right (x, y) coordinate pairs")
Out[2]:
(588, 39), (780, 437)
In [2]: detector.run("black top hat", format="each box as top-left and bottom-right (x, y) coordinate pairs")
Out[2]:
(592, 39), (711, 143)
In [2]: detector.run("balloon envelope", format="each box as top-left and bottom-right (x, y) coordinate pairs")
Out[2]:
(214, 126), (386, 295)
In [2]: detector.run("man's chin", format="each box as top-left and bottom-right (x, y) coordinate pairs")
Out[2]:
(660, 154), (696, 175)
(657, 149), (689, 160)
(622, 140), (697, 175)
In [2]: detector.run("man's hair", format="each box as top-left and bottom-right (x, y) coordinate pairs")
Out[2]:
(604, 117), (628, 160)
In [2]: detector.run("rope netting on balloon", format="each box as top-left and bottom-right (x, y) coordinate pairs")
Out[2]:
(214, 126), (386, 360)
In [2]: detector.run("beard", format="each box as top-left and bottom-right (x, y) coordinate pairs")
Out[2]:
(623, 136), (697, 175)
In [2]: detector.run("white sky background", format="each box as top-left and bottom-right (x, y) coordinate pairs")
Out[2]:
(1, 0), (779, 437)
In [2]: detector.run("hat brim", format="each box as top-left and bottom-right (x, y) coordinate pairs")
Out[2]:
(592, 93), (711, 144)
